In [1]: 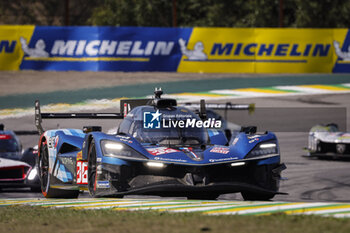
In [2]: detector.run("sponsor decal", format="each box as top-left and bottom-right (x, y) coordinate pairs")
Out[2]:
(248, 135), (261, 143)
(210, 146), (230, 154)
(2, 26), (350, 73)
(232, 137), (239, 145)
(18, 26), (192, 71)
(48, 136), (59, 148)
(76, 161), (88, 185)
(247, 135), (261, 139)
(123, 103), (130, 117)
(208, 42), (330, 58)
(179, 38), (207, 61)
(177, 28), (347, 73)
(54, 135), (59, 148)
(96, 180), (110, 188)
(143, 110), (221, 129)
(209, 157), (238, 163)
(76, 151), (83, 161)
(154, 157), (187, 163)
(116, 135), (133, 144)
(0, 134), (11, 140)
(27, 40), (175, 58)
(249, 138), (260, 143)
(116, 135), (133, 143)
(0, 40), (16, 53)
(147, 147), (179, 156)
(116, 135), (131, 140)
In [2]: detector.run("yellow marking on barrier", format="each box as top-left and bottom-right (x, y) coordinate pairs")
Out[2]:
(299, 85), (350, 91)
(175, 92), (226, 97)
(234, 88), (290, 94)
(24, 57), (150, 62)
(285, 204), (350, 215)
(204, 202), (296, 215)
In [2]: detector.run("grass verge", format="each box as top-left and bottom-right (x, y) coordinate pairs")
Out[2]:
(1, 205), (350, 233)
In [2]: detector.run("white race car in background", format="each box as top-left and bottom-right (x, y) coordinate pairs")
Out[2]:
(0, 124), (40, 191)
(306, 123), (350, 158)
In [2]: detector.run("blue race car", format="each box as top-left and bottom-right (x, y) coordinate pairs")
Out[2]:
(35, 89), (286, 200)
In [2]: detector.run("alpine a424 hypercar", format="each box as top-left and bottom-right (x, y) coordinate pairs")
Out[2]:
(35, 89), (286, 200)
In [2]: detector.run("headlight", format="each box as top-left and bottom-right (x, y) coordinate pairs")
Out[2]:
(28, 167), (38, 180)
(146, 162), (165, 168)
(101, 140), (147, 160)
(246, 141), (278, 158)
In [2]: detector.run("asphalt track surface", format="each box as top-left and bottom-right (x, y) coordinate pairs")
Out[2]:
(1, 92), (350, 203)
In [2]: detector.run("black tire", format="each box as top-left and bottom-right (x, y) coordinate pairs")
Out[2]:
(88, 139), (98, 197)
(39, 142), (79, 198)
(241, 192), (275, 201)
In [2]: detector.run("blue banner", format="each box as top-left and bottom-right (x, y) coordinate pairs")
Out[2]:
(19, 26), (192, 71)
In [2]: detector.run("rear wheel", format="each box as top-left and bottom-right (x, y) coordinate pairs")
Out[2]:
(39, 141), (79, 198)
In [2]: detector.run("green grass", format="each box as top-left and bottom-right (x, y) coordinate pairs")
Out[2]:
(1, 206), (350, 233)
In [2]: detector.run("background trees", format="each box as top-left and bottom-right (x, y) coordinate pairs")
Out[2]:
(0, 0), (349, 28)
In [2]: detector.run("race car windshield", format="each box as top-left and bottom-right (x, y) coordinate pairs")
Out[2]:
(0, 137), (20, 154)
(131, 121), (208, 146)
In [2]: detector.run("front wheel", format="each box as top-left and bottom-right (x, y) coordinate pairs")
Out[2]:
(39, 141), (79, 198)
(88, 139), (98, 197)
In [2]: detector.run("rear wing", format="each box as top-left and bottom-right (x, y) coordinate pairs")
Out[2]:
(35, 100), (124, 135)
(120, 99), (151, 117)
(0, 123), (38, 135)
(183, 102), (255, 119)
(14, 130), (39, 135)
(35, 97), (255, 134)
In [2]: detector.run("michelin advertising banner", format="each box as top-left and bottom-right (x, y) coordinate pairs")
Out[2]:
(0, 25), (349, 73)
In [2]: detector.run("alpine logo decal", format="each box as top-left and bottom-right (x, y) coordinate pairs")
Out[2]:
(210, 146), (230, 154)
(147, 147), (180, 156)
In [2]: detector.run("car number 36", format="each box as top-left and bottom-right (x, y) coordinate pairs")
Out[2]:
(76, 161), (88, 184)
